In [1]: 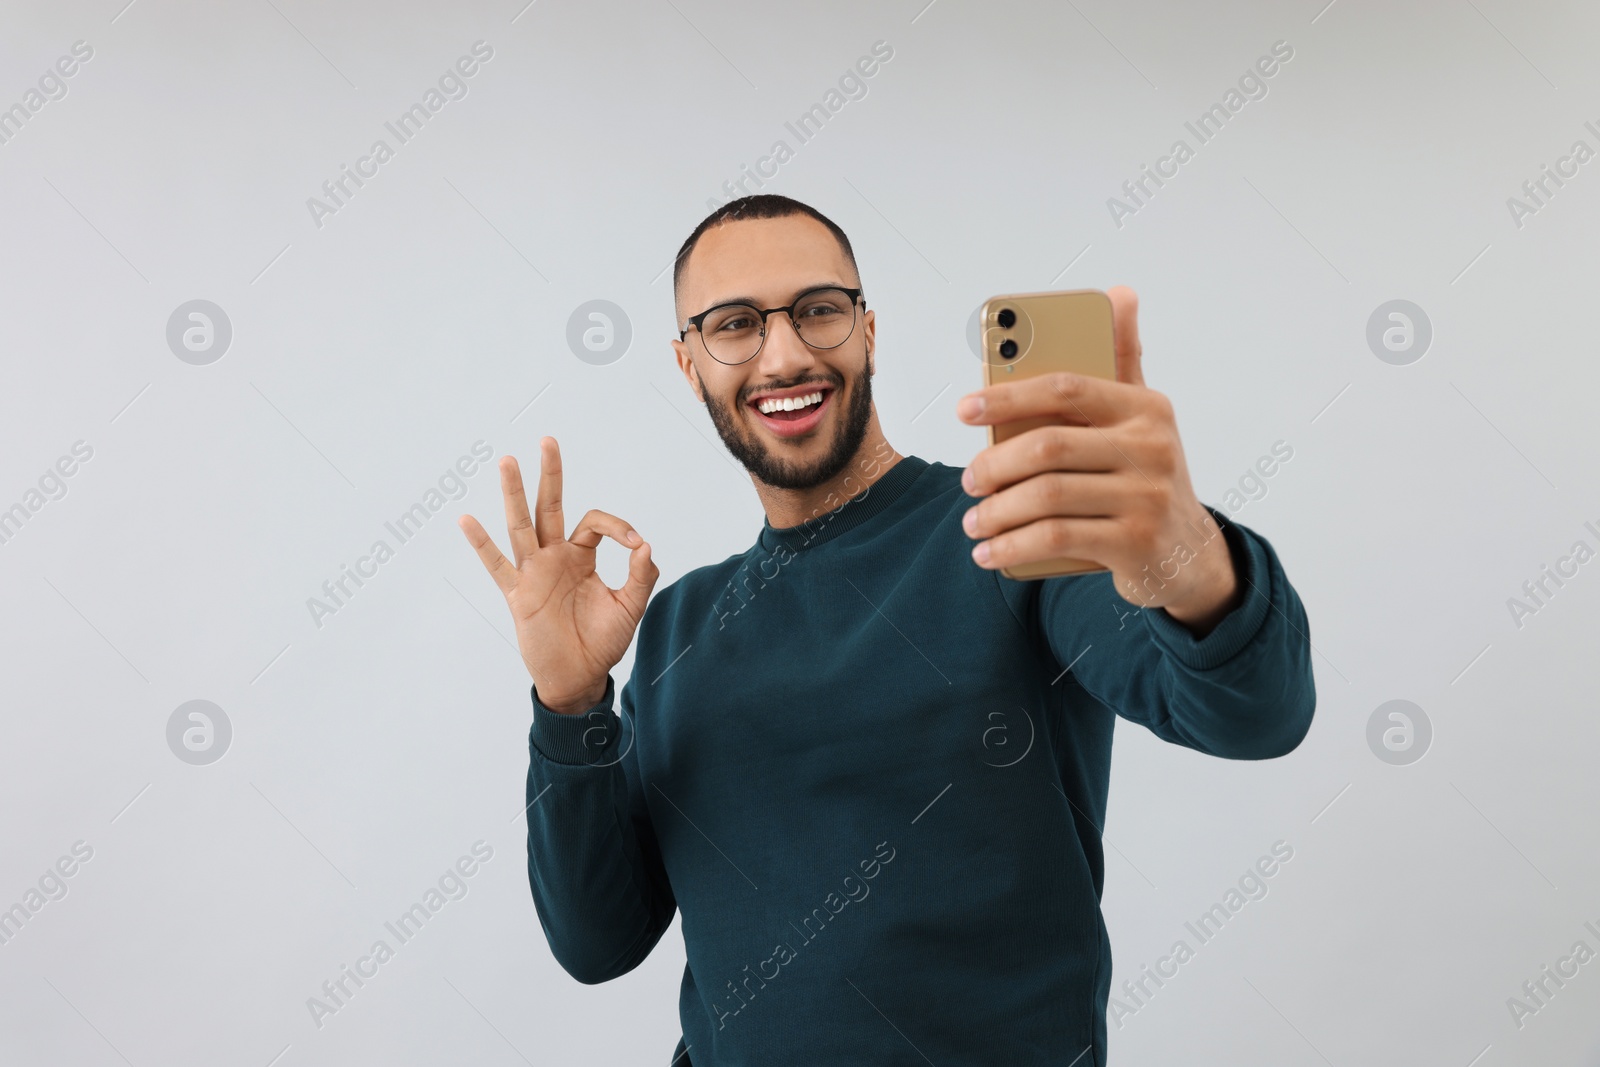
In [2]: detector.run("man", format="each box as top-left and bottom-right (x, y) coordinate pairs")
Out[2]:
(458, 194), (1315, 1065)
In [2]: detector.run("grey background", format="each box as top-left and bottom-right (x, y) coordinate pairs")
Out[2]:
(2, 0), (1597, 1063)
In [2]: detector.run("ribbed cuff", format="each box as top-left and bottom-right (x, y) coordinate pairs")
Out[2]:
(1140, 506), (1271, 671)
(529, 675), (620, 766)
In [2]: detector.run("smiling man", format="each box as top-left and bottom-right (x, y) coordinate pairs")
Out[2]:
(459, 194), (1316, 1066)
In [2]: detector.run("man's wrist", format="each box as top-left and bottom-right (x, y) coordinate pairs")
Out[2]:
(1160, 565), (1241, 637)
(1157, 507), (1242, 637)
(540, 680), (608, 716)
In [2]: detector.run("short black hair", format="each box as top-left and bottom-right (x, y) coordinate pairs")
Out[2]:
(672, 195), (859, 322)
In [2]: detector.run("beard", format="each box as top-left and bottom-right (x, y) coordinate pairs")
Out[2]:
(703, 360), (874, 491)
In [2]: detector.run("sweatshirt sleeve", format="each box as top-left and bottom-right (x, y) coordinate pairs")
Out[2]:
(525, 667), (677, 984)
(1031, 505), (1316, 760)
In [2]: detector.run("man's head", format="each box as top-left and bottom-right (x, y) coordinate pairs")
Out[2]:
(671, 195), (877, 492)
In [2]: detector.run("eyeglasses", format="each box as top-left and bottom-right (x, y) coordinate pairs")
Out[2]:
(680, 286), (864, 366)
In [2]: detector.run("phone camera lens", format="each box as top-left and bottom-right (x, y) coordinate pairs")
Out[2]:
(997, 308), (1017, 329)
(999, 339), (1019, 359)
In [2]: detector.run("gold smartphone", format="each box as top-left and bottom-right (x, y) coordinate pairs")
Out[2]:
(977, 288), (1117, 581)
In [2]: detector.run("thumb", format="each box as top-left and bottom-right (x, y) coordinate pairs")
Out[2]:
(616, 540), (659, 621)
(1106, 285), (1145, 388)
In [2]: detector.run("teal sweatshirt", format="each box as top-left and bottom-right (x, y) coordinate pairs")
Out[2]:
(524, 453), (1315, 1066)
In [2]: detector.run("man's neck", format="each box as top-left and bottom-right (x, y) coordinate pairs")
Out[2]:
(752, 427), (904, 530)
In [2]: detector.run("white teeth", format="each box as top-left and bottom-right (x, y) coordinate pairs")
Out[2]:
(758, 390), (823, 414)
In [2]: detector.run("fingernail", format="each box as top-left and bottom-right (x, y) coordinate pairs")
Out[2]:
(961, 468), (974, 493)
(626, 530), (641, 545)
(962, 508), (977, 535)
(958, 396), (984, 419)
(972, 541), (990, 565)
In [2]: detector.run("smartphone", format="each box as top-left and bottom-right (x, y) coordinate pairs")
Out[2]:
(977, 288), (1117, 581)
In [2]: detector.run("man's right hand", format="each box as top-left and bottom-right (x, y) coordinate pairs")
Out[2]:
(458, 436), (659, 715)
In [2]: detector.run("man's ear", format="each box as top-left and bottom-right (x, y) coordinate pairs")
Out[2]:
(672, 339), (706, 403)
(862, 308), (876, 376)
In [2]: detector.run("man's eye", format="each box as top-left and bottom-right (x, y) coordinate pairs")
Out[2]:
(799, 302), (847, 319)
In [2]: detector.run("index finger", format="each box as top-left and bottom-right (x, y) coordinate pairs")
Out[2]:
(956, 371), (1134, 429)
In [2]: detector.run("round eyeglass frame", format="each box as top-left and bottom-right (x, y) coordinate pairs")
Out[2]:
(679, 286), (864, 366)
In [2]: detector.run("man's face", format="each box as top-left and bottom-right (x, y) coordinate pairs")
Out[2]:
(673, 215), (876, 491)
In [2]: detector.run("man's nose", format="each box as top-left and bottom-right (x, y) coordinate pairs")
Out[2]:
(753, 311), (816, 375)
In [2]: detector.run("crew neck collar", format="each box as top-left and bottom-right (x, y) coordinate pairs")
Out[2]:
(757, 454), (929, 554)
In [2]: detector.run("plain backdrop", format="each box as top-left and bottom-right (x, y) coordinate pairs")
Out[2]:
(2, 0), (1598, 1064)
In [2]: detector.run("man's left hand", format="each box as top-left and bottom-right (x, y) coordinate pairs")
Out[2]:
(956, 286), (1242, 636)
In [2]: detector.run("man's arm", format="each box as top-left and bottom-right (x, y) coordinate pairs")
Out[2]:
(954, 286), (1315, 756)
(525, 668), (677, 983)
(1032, 506), (1316, 760)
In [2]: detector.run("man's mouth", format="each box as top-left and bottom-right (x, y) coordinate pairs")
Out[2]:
(747, 385), (836, 437)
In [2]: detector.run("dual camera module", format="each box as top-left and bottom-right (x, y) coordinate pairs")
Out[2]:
(995, 307), (1019, 359)
(973, 301), (1035, 366)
